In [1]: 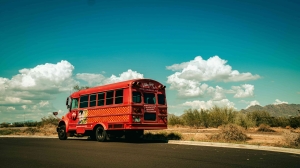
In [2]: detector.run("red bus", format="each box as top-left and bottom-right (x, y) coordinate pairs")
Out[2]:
(56, 79), (168, 141)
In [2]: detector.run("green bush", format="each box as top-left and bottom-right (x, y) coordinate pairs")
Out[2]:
(168, 115), (184, 126)
(208, 106), (237, 127)
(0, 122), (9, 128)
(289, 117), (300, 129)
(246, 110), (272, 126)
(0, 129), (21, 135)
(40, 115), (59, 126)
(233, 112), (255, 129)
(13, 122), (25, 127)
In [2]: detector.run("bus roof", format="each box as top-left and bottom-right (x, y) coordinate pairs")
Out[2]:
(70, 78), (164, 97)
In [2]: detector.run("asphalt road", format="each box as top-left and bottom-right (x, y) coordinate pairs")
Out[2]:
(0, 138), (299, 168)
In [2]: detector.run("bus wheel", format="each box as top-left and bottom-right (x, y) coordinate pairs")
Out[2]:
(95, 126), (107, 142)
(58, 125), (67, 140)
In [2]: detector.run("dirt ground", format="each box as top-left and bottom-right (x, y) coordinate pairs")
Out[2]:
(146, 126), (300, 147)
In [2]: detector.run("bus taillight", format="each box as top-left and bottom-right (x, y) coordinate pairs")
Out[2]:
(133, 107), (142, 113)
(159, 108), (167, 114)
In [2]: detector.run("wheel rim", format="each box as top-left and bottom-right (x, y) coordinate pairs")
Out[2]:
(59, 128), (65, 137)
(97, 128), (103, 139)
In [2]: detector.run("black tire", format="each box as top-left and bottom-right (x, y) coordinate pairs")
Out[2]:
(58, 125), (67, 140)
(95, 126), (107, 142)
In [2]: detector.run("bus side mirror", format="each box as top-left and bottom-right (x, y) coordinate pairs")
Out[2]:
(66, 97), (71, 109)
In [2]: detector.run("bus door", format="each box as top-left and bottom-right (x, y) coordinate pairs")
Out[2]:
(68, 98), (79, 130)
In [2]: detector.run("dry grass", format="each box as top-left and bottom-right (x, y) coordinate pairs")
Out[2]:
(282, 130), (300, 148)
(207, 124), (248, 142)
(257, 124), (275, 132)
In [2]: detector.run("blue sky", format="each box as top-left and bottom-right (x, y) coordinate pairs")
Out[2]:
(0, 0), (299, 122)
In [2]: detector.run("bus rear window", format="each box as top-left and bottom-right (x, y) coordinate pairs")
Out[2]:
(132, 92), (141, 103)
(158, 94), (165, 105)
(144, 93), (156, 104)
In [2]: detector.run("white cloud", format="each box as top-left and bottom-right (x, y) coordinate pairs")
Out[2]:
(182, 99), (236, 110)
(7, 107), (16, 111)
(166, 56), (259, 98)
(245, 100), (260, 109)
(232, 84), (254, 98)
(103, 69), (144, 84)
(21, 105), (27, 110)
(167, 72), (208, 97)
(0, 60), (77, 122)
(1, 60), (76, 93)
(207, 86), (226, 101)
(76, 73), (105, 86)
(166, 56), (260, 82)
(273, 99), (288, 105)
(76, 69), (144, 86)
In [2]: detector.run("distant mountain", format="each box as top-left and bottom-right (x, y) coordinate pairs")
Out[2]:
(241, 104), (300, 117)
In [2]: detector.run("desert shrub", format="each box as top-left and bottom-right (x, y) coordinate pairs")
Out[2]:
(0, 122), (9, 128)
(269, 117), (290, 128)
(144, 132), (182, 141)
(246, 111), (272, 126)
(13, 122), (25, 127)
(40, 115), (59, 126)
(233, 112), (255, 129)
(208, 106), (237, 128)
(257, 124), (275, 132)
(283, 130), (300, 148)
(24, 121), (39, 127)
(289, 117), (300, 129)
(0, 129), (21, 135)
(168, 115), (184, 126)
(208, 124), (248, 142)
(182, 109), (202, 128)
(181, 109), (211, 128)
(23, 127), (40, 135)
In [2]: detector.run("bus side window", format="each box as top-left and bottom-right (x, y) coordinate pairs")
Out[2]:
(132, 91), (141, 103)
(115, 89), (123, 104)
(106, 90), (114, 105)
(71, 98), (79, 109)
(80, 95), (89, 108)
(97, 92), (105, 106)
(90, 94), (97, 107)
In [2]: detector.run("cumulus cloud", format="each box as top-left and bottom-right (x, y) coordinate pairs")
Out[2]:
(167, 56), (260, 82)
(167, 72), (208, 97)
(182, 99), (236, 110)
(76, 73), (105, 86)
(273, 99), (288, 105)
(207, 86), (226, 101)
(76, 69), (144, 86)
(7, 107), (16, 111)
(0, 60), (77, 122)
(166, 56), (259, 98)
(245, 100), (260, 109)
(232, 84), (254, 98)
(103, 69), (144, 84)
